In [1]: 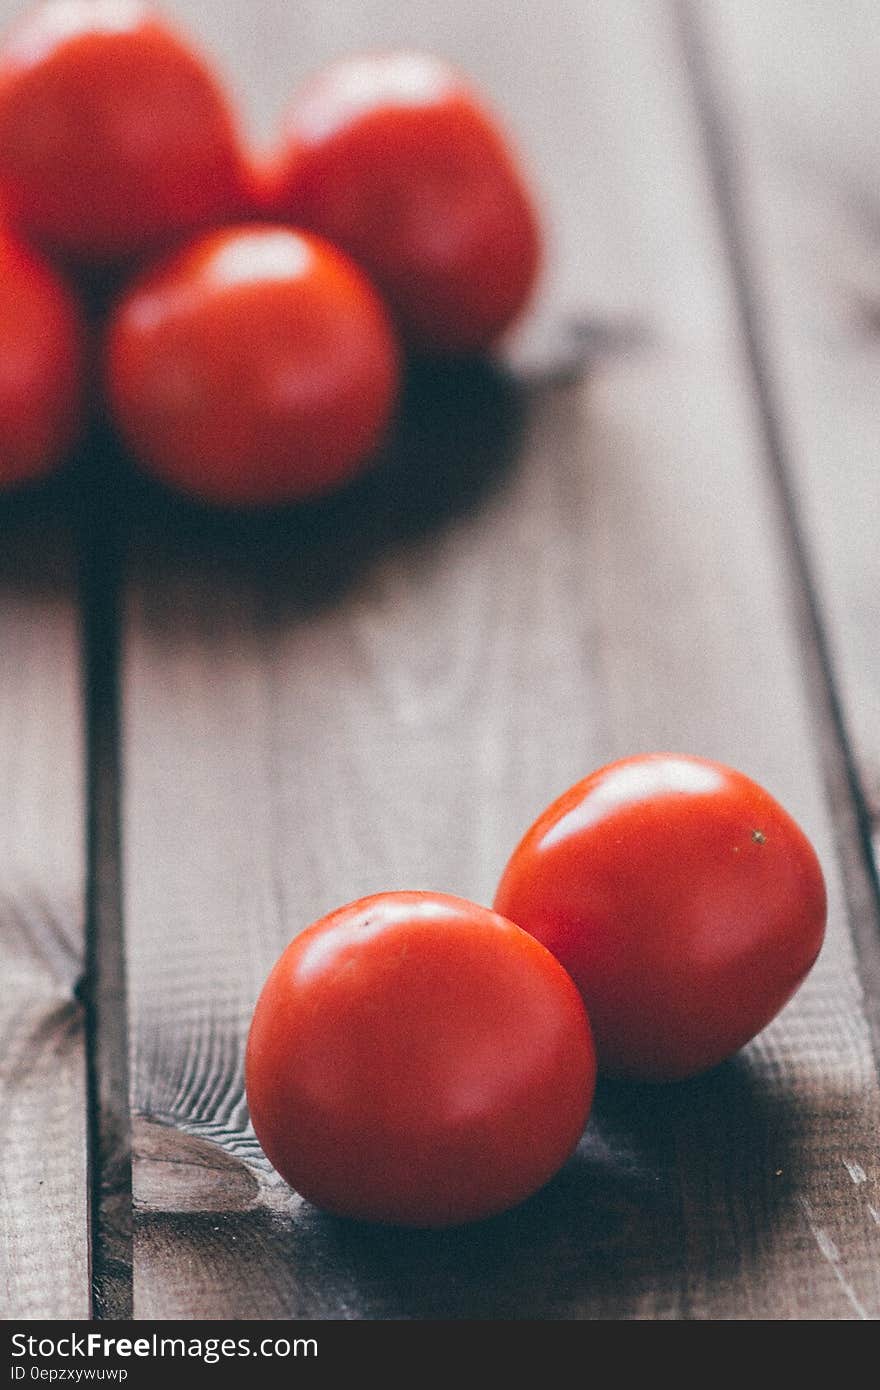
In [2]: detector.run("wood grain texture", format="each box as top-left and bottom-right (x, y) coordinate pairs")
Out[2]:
(0, 0), (89, 1316)
(0, 495), (88, 1319)
(123, 0), (880, 1317)
(697, 0), (880, 1023)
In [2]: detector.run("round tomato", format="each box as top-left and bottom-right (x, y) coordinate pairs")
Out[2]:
(0, 224), (84, 487)
(268, 51), (541, 354)
(245, 891), (595, 1227)
(105, 225), (400, 506)
(494, 754), (827, 1081)
(0, 0), (249, 265)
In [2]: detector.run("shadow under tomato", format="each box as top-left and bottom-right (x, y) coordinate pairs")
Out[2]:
(0, 356), (527, 623)
(0, 464), (88, 599)
(136, 1052), (807, 1319)
(278, 1054), (802, 1319)
(103, 355), (527, 613)
(0, 305), (644, 610)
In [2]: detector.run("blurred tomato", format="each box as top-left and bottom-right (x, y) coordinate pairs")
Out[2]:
(246, 891), (595, 1226)
(269, 51), (541, 354)
(0, 0), (249, 265)
(105, 225), (400, 506)
(494, 754), (827, 1081)
(0, 224), (83, 486)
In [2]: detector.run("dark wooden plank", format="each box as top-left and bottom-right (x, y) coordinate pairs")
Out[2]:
(695, 0), (880, 1039)
(0, 494), (88, 1319)
(125, 0), (880, 1318)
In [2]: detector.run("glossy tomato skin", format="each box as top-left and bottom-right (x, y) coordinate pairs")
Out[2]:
(105, 225), (400, 507)
(494, 754), (827, 1082)
(269, 51), (541, 354)
(0, 0), (249, 265)
(0, 225), (84, 487)
(245, 891), (595, 1227)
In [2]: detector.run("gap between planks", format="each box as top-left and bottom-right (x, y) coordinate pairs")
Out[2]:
(79, 440), (132, 1319)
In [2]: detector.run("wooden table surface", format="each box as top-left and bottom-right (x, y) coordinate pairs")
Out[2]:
(2, 0), (879, 1321)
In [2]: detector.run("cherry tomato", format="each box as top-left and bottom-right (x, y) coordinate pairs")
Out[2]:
(245, 891), (595, 1227)
(268, 51), (541, 354)
(0, 0), (249, 265)
(0, 224), (83, 487)
(494, 754), (827, 1081)
(105, 225), (400, 506)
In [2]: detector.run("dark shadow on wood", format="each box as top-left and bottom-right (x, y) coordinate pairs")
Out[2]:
(0, 467), (85, 595)
(135, 1055), (801, 1319)
(121, 356), (528, 613)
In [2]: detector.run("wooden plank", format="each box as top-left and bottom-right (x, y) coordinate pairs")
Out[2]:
(0, 0), (86, 1320)
(0, 490), (88, 1319)
(125, 0), (880, 1317)
(0, 0), (132, 1319)
(696, 0), (880, 1030)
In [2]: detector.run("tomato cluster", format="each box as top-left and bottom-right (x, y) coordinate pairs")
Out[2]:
(0, 1), (540, 505)
(0, 4), (828, 1234)
(247, 753), (826, 1227)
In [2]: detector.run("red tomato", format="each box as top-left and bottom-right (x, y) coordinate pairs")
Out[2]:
(0, 0), (249, 265)
(494, 754), (827, 1082)
(268, 51), (541, 354)
(246, 891), (595, 1227)
(105, 225), (400, 506)
(0, 224), (83, 487)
